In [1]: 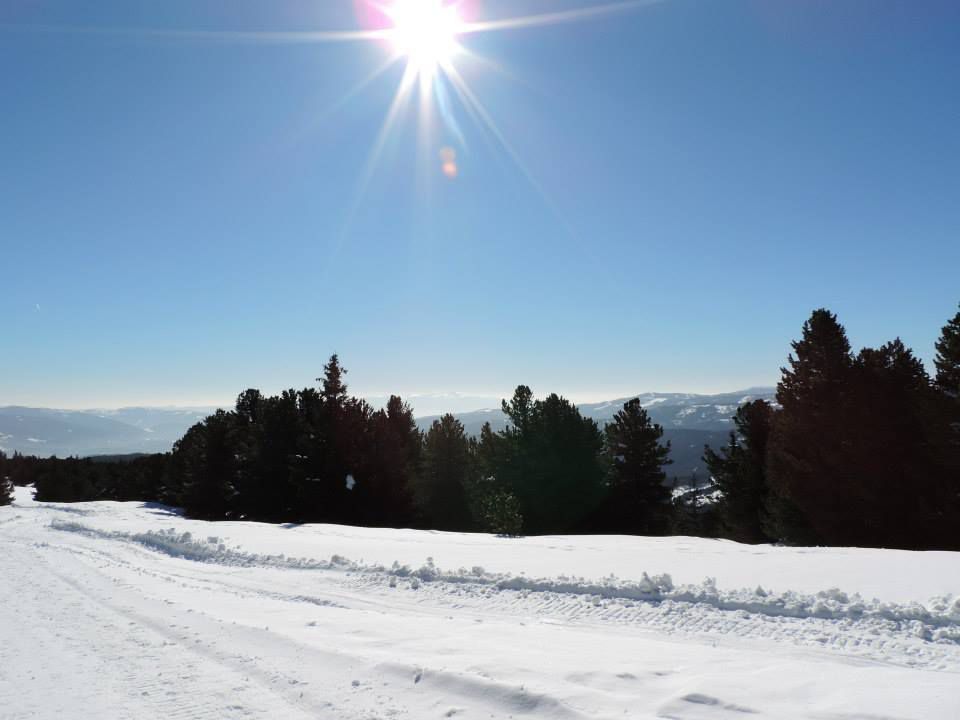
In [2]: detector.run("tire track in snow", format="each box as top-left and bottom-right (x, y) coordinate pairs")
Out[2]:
(46, 519), (960, 672)
(0, 536), (352, 720)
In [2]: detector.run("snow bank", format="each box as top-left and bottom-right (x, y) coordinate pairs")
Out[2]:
(50, 518), (960, 646)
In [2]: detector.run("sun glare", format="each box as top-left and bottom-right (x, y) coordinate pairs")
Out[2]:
(386, 0), (463, 74)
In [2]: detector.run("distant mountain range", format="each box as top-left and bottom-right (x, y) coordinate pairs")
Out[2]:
(0, 388), (776, 479)
(0, 406), (216, 459)
(415, 389), (776, 435)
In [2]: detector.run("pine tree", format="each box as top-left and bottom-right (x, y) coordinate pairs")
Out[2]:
(416, 414), (473, 530)
(178, 410), (237, 520)
(356, 396), (419, 527)
(934, 304), (960, 399)
(704, 400), (774, 543)
(300, 357), (368, 524)
(235, 388), (264, 425)
(319, 354), (348, 405)
(767, 309), (853, 544)
(0, 451), (12, 507)
(494, 387), (606, 534)
(473, 421), (502, 483)
(930, 304), (960, 549)
(776, 309), (853, 413)
(476, 487), (523, 536)
(845, 339), (937, 546)
(600, 398), (672, 535)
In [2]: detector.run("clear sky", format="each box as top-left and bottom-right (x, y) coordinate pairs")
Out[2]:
(2, 0), (958, 411)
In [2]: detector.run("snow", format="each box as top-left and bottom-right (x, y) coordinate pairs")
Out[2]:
(2, 485), (959, 719)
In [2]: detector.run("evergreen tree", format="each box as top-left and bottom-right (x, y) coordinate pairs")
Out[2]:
(386, 395), (422, 474)
(473, 421), (503, 483)
(767, 309), (853, 544)
(356, 396), (419, 527)
(235, 388), (264, 425)
(320, 354), (348, 405)
(178, 410), (237, 520)
(776, 309), (853, 413)
(466, 422), (512, 530)
(299, 355), (364, 524)
(934, 304), (960, 399)
(850, 339), (960, 548)
(930, 304), (960, 548)
(495, 387), (606, 534)
(599, 398), (672, 535)
(34, 457), (98, 502)
(0, 451), (12, 506)
(769, 312), (957, 549)
(475, 486), (523, 536)
(704, 400), (774, 543)
(416, 414), (473, 530)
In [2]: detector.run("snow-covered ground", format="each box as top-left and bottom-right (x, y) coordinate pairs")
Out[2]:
(2, 486), (959, 719)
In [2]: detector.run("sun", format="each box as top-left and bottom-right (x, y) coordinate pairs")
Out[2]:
(385, 0), (463, 74)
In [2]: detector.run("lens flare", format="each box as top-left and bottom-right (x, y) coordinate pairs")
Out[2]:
(440, 146), (458, 178)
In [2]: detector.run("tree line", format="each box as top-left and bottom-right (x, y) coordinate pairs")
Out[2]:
(3, 305), (958, 550)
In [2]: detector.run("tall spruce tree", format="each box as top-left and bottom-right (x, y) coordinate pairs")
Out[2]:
(356, 396), (419, 527)
(0, 451), (12, 506)
(844, 339), (943, 547)
(767, 309), (853, 544)
(496, 387), (606, 534)
(600, 398), (672, 535)
(466, 421), (523, 532)
(704, 400), (774, 543)
(320, 354), (348, 405)
(930, 304), (960, 548)
(416, 414), (474, 530)
(310, 356), (364, 524)
(934, 304), (960, 399)
(178, 410), (237, 520)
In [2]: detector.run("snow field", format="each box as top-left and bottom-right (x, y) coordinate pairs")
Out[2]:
(2, 486), (959, 719)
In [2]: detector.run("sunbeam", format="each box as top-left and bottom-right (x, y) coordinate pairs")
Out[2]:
(460, 0), (663, 35)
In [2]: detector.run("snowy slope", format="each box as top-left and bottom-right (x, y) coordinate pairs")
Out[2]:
(2, 486), (959, 719)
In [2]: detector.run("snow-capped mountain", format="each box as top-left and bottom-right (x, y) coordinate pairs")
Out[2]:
(0, 389), (775, 476)
(415, 388), (777, 436)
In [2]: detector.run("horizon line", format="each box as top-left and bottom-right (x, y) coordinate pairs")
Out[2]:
(0, 384), (778, 415)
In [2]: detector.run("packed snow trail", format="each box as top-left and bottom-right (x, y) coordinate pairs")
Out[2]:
(2, 487), (959, 719)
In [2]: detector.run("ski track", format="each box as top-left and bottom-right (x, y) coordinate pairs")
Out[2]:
(2, 496), (960, 719)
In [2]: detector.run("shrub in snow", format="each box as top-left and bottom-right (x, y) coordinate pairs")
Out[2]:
(476, 489), (523, 537)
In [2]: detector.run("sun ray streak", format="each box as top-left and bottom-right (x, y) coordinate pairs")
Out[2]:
(460, 0), (663, 35)
(274, 54), (404, 158)
(0, 23), (392, 45)
(440, 59), (576, 235)
(320, 62), (419, 284)
(2, 1), (663, 46)
(316, 54), (405, 124)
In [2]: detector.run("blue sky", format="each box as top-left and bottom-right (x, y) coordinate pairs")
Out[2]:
(2, 0), (958, 411)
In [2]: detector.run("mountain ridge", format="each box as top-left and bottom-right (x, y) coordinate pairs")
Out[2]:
(0, 388), (776, 478)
